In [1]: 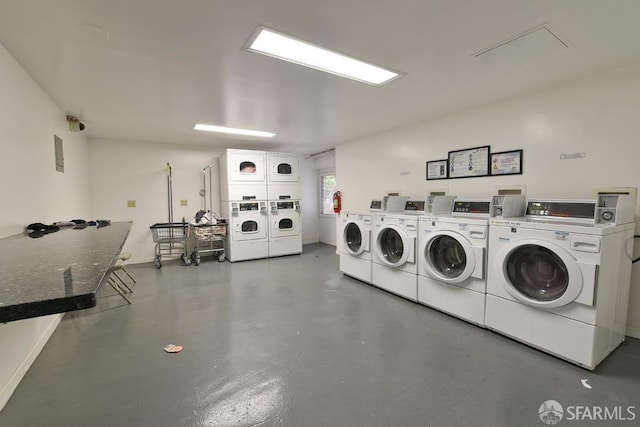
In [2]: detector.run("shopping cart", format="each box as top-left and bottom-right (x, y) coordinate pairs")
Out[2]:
(188, 222), (227, 264)
(149, 222), (191, 268)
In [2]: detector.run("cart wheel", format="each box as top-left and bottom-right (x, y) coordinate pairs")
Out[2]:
(182, 253), (192, 266)
(155, 260), (162, 269)
(218, 253), (225, 262)
(195, 256), (201, 266)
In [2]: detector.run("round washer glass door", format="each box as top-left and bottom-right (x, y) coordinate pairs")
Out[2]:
(505, 244), (569, 302)
(377, 226), (408, 266)
(424, 231), (476, 283)
(344, 222), (364, 255)
(429, 235), (466, 278)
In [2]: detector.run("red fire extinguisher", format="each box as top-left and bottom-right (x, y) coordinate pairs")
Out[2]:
(333, 191), (342, 214)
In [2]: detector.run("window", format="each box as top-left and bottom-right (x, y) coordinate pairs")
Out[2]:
(319, 170), (336, 215)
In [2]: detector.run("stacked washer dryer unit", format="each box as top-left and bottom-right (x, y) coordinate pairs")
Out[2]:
(339, 209), (374, 283)
(371, 195), (421, 301)
(220, 149), (269, 262)
(266, 152), (302, 257)
(485, 194), (636, 369)
(417, 196), (525, 326)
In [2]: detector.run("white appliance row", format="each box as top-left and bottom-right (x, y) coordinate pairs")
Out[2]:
(220, 149), (302, 262)
(221, 199), (303, 262)
(339, 193), (636, 370)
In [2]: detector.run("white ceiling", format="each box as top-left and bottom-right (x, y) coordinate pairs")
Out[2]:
(1, 0), (640, 154)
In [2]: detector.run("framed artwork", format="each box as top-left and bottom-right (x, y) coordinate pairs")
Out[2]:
(490, 149), (523, 176)
(448, 145), (490, 179)
(426, 159), (448, 180)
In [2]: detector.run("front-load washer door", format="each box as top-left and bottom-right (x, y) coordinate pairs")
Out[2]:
(376, 225), (413, 267)
(343, 222), (369, 256)
(423, 231), (482, 283)
(495, 239), (597, 308)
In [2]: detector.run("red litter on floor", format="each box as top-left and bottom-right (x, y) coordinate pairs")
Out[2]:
(164, 344), (183, 353)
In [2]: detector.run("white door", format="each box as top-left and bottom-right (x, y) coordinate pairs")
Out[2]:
(231, 202), (267, 242)
(270, 213), (301, 238)
(268, 154), (299, 183)
(343, 221), (370, 256)
(269, 201), (301, 238)
(422, 231), (483, 283)
(227, 151), (266, 183)
(494, 239), (598, 308)
(376, 225), (414, 267)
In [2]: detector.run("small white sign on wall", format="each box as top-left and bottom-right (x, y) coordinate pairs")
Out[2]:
(560, 152), (586, 160)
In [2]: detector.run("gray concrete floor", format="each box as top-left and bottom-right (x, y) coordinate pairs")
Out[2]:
(1, 243), (639, 427)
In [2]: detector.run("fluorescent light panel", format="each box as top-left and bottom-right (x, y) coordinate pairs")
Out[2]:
(246, 27), (401, 86)
(193, 123), (276, 138)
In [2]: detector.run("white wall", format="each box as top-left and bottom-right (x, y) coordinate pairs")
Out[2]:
(0, 41), (90, 410)
(300, 156), (320, 244)
(89, 141), (322, 259)
(336, 62), (640, 338)
(88, 138), (224, 263)
(316, 153), (337, 246)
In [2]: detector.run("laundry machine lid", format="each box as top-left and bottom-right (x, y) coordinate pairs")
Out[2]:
(496, 239), (591, 308)
(423, 230), (476, 283)
(343, 221), (369, 255)
(376, 225), (413, 267)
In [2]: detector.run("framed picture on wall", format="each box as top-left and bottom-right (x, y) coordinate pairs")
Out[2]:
(490, 149), (523, 176)
(447, 145), (490, 179)
(426, 159), (448, 180)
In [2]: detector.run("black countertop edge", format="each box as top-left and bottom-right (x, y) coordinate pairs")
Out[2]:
(0, 221), (132, 324)
(0, 293), (97, 323)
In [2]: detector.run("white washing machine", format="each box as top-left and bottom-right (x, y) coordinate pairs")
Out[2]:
(372, 213), (418, 301)
(485, 197), (635, 369)
(339, 211), (373, 283)
(417, 199), (491, 326)
(268, 200), (302, 257)
(223, 200), (269, 262)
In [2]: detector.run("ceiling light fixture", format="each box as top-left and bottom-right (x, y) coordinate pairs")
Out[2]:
(245, 26), (402, 86)
(193, 123), (276, 138)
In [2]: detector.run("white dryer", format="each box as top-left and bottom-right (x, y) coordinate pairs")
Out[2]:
(268, 200), (302, 257)
(339, 211), (373, 283)
(417, 199), (491, 326)
(267, 152), (301, 201)
(220, 149), (267, 201)
(221, 149), (267, 184)
(485, 198), (635, 369)
(372, 213), (418, 301)
(223, 200), (269, 262)
(266, 152), (300, 184)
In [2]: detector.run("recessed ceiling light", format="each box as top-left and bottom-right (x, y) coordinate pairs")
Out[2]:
(193, 123), (276, 138)
(245, 26), (403, 86)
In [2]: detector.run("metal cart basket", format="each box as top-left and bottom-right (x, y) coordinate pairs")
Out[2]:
(149, 222), (191, 268)
(188, 222), (227, 264)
